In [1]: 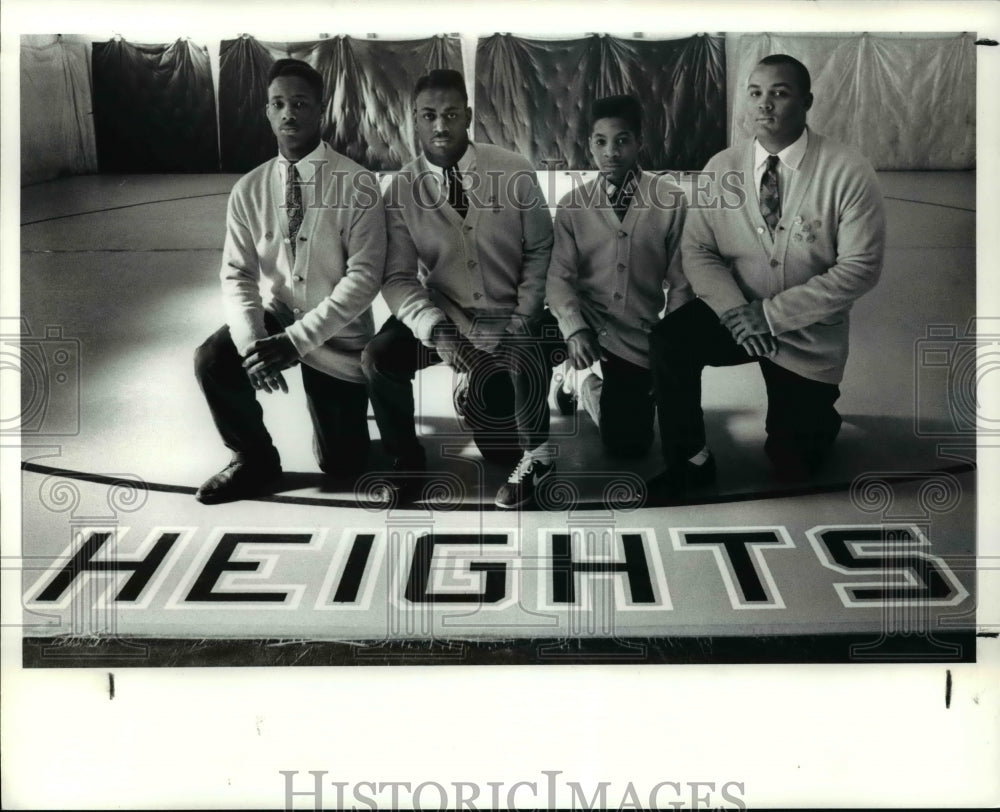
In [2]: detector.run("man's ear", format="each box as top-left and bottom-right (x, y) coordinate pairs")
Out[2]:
(804, 92), (814, 112)
(464, 106), (473, 128)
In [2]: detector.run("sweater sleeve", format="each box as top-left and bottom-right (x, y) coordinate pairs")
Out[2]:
(220, 187), (268, 357)
(762, 158), (886, 333)
(284, 170), (387, 357)
(509, 167), (554, 330)
(379, 173), (446, 345)
(544, 202), (590, 339)
(663, 194), (694, 313)
(681, 160), (752, 316)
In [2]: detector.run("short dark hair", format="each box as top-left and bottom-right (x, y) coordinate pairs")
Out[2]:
(268, 58), (324, 102)
(757, 54), (811, 95)
(414, 69), (468, 105)
(590, 95), (643, 137)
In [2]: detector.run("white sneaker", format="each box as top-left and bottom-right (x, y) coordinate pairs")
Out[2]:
(550, 360), (577, 415)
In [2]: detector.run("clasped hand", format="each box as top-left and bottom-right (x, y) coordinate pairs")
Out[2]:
(243, 333), (300, 393)
(720, 301), (778, 358)
(567, 329), (607, 370)
(430, 320), (465, 367)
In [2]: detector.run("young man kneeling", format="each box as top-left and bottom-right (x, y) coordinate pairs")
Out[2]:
(546, 95), (692, 459)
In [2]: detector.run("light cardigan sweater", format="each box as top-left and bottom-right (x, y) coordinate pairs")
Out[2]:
(221, 141), (386, 384)
(381, 143), (554, 350)
(683, 129), (886, 384)
(546, 171), (694, 369)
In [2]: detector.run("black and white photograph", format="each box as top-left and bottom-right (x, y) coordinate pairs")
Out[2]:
(2, 0), (998, 808)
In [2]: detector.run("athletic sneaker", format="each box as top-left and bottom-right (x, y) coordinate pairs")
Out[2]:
(495, 453), (556, 509)
(452, 371), (470, 419)
(555, 379), (577, 416)
(551, 367), (577, 416)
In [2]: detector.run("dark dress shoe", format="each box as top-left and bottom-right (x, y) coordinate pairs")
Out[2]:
(195, 459), (282, 504)
(370, 454), (428, 505)
(766, 443), (818, 483)
(645, 453), (717, 502)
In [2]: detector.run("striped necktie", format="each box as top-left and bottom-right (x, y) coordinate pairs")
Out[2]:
(759, 154), (781, 236)
(445, 164), (468, 219)
(286, 164), (303, 259)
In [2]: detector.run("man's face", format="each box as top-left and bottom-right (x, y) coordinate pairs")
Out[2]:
(589, 117), (642, 186)
(747, 62), (812, 150)
(265, 74), (323, 161)
(414, 87), (471, 167)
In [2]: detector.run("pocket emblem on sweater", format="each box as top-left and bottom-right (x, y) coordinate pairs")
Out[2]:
(794, 218), (821, 243)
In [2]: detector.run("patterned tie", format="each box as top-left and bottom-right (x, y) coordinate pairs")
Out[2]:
(286, 163), (303, 260)
(759, 154), (781, 236)
(445, 165), (468, 219)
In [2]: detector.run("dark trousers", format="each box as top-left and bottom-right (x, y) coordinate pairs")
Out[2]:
(361, 313), (559, 465)
(649, 298), (842, 475)
(586, 351), (656, 459)
(194, 312), (370, 477)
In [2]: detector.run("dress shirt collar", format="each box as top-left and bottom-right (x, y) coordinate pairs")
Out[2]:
(279, 141), (326, 183)
(421, 142), (476, 179)
(754, 127), (809, 173)
(603, 167), (641, 196)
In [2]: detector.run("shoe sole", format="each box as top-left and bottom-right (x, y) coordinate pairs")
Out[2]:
(495, 494), (533, 510)
(494, 469), (555, 510)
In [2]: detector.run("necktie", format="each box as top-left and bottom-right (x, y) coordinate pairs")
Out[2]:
(759, 154), (781, 236)
(611, 176), (635, 222)
(445, 165), (468, 219)
(286, 164), (303, 260)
